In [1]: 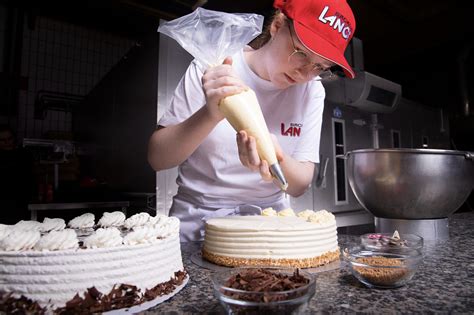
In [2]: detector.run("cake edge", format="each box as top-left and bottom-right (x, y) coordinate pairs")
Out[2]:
(202, 248), (340, 268)
(0, 269), (188, 314)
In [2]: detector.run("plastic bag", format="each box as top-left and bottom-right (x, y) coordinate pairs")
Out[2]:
(158, 7), (264, 69)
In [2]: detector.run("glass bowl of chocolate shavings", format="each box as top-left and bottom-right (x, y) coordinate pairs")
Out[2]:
(211, 267), (316, 315)
(360, 230), (424, 253)
(343, 246), (422, 289)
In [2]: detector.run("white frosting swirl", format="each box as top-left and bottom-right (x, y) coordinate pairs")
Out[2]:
(124, 212), (151, 229)
(84, 227), (123, 248)
(277, 208), (296, 217)
(41, 218), (66, 232)
(98, 211), (126, 227)
(35, 229), (79, 251)
(15, 220), (43, 232)
(148, 214), (168, 226)
(68, 213), (95, 229)
(123, 226), (158, 245)
(308, 209), (335, 224)
(261, 207), (277, 216)
(297, 209), (316, 220)
(155, 217), (180, 238)
(0, 230), (41, 251)
(0, 224), (13, 241)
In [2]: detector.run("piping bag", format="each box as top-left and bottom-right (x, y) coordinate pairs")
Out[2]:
(158, 8), (288, 191)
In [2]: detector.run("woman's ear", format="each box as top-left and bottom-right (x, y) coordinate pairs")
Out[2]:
(269, 12), (287, 39)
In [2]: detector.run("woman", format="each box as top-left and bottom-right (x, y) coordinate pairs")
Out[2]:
(148, 0), (356, 241)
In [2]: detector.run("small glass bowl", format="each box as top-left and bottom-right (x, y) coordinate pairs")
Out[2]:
(211, 267), (316, 315)
(360, 232), (423, 252)
(344, 246), (422, 289)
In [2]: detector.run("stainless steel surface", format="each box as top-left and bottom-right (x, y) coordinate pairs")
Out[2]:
(370, 114), (380, 149)
(375, 217), (449, 241)
(345, 148), (474, 219)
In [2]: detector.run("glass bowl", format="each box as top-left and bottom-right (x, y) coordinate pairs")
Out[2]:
(211, 267), (316, 315)
(343, 246), (422, 289)
(360, 232), (423, 252)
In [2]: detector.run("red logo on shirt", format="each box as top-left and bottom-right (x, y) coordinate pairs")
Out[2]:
(281, 123), (302, 137)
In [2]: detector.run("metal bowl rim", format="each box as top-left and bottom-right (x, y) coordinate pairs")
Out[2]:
(346, 148), (470, 156)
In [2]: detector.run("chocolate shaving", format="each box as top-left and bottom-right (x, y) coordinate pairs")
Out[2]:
(65, 293), (83, 308)
(144, 270), (188, 301)
(223, 268), (310, 303)
(0, 292), (47, 315)
(1, 270), (187, 315)
(54, 270), (187, 314)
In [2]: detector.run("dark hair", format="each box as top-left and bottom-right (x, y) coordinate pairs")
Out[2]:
(249, 9), (283, 49)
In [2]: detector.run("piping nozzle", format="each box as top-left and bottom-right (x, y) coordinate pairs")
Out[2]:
(270, 163), (288, 191)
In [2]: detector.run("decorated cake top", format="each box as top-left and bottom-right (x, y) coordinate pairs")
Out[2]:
(205, 209), (336, 232)
(262, 208), (336, 225)
(0, 211), (179, 252)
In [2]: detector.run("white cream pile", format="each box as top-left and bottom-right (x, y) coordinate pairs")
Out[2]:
(0, 211), (179, 251)
(261, 207), (336, 224)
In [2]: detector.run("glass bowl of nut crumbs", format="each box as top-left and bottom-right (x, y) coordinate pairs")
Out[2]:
(343, 246), (422, 289)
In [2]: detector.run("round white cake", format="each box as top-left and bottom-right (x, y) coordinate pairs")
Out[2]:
(202, 209), (340, 268)
(0, 212), (187, 313)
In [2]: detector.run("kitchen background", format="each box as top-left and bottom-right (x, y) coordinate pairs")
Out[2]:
(0, 0), (472, 223)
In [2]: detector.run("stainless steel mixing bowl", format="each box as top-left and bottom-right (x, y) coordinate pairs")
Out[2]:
(345, 149), (474, 219)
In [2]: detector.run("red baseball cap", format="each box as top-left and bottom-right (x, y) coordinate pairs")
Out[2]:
(274, 0), (356, 79)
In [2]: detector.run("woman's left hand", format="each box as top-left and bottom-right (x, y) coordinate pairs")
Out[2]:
(236, 131), (284, 181)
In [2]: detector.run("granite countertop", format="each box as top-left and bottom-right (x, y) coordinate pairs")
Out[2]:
(145, 212), (474, 314)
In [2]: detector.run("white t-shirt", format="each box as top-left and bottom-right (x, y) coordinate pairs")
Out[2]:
(159, 48), (325, 209)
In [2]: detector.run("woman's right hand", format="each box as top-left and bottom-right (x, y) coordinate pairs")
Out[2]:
(201, 57), (247, 123)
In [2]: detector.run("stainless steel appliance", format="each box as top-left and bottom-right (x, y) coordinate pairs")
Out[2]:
(345, 148), (474, 239)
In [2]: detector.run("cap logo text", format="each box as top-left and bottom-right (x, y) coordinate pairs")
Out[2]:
(318, 6), (352, 40)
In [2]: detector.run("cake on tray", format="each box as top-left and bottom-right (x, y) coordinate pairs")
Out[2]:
(202, 209), (340, 268)
(0, 211), (187, 314)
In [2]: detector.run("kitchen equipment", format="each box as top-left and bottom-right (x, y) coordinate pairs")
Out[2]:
(344, 148), (474, 240)
(343, 246), (422, 289)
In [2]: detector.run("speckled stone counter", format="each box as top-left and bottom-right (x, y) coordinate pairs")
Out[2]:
(145, 212), (474, 314)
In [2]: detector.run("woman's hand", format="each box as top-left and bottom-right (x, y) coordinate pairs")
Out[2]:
(201, 57), (247, 123)
(236, 131), (285, 181)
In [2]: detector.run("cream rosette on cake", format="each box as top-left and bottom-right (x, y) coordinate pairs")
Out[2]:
(84, 227), (123, 248)
(0, 229), (41, 251)
(35, 229), (79, 251)
(41, 218), (66, 233)
(123, 212), (151, 229)
(97, 211), (126, 228)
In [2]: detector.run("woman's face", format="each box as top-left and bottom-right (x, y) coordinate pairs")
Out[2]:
(265, 20), (334, 89)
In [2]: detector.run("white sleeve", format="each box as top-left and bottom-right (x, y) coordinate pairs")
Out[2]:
(291, 84), (325, 164)
(158, 60), (206, 127)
